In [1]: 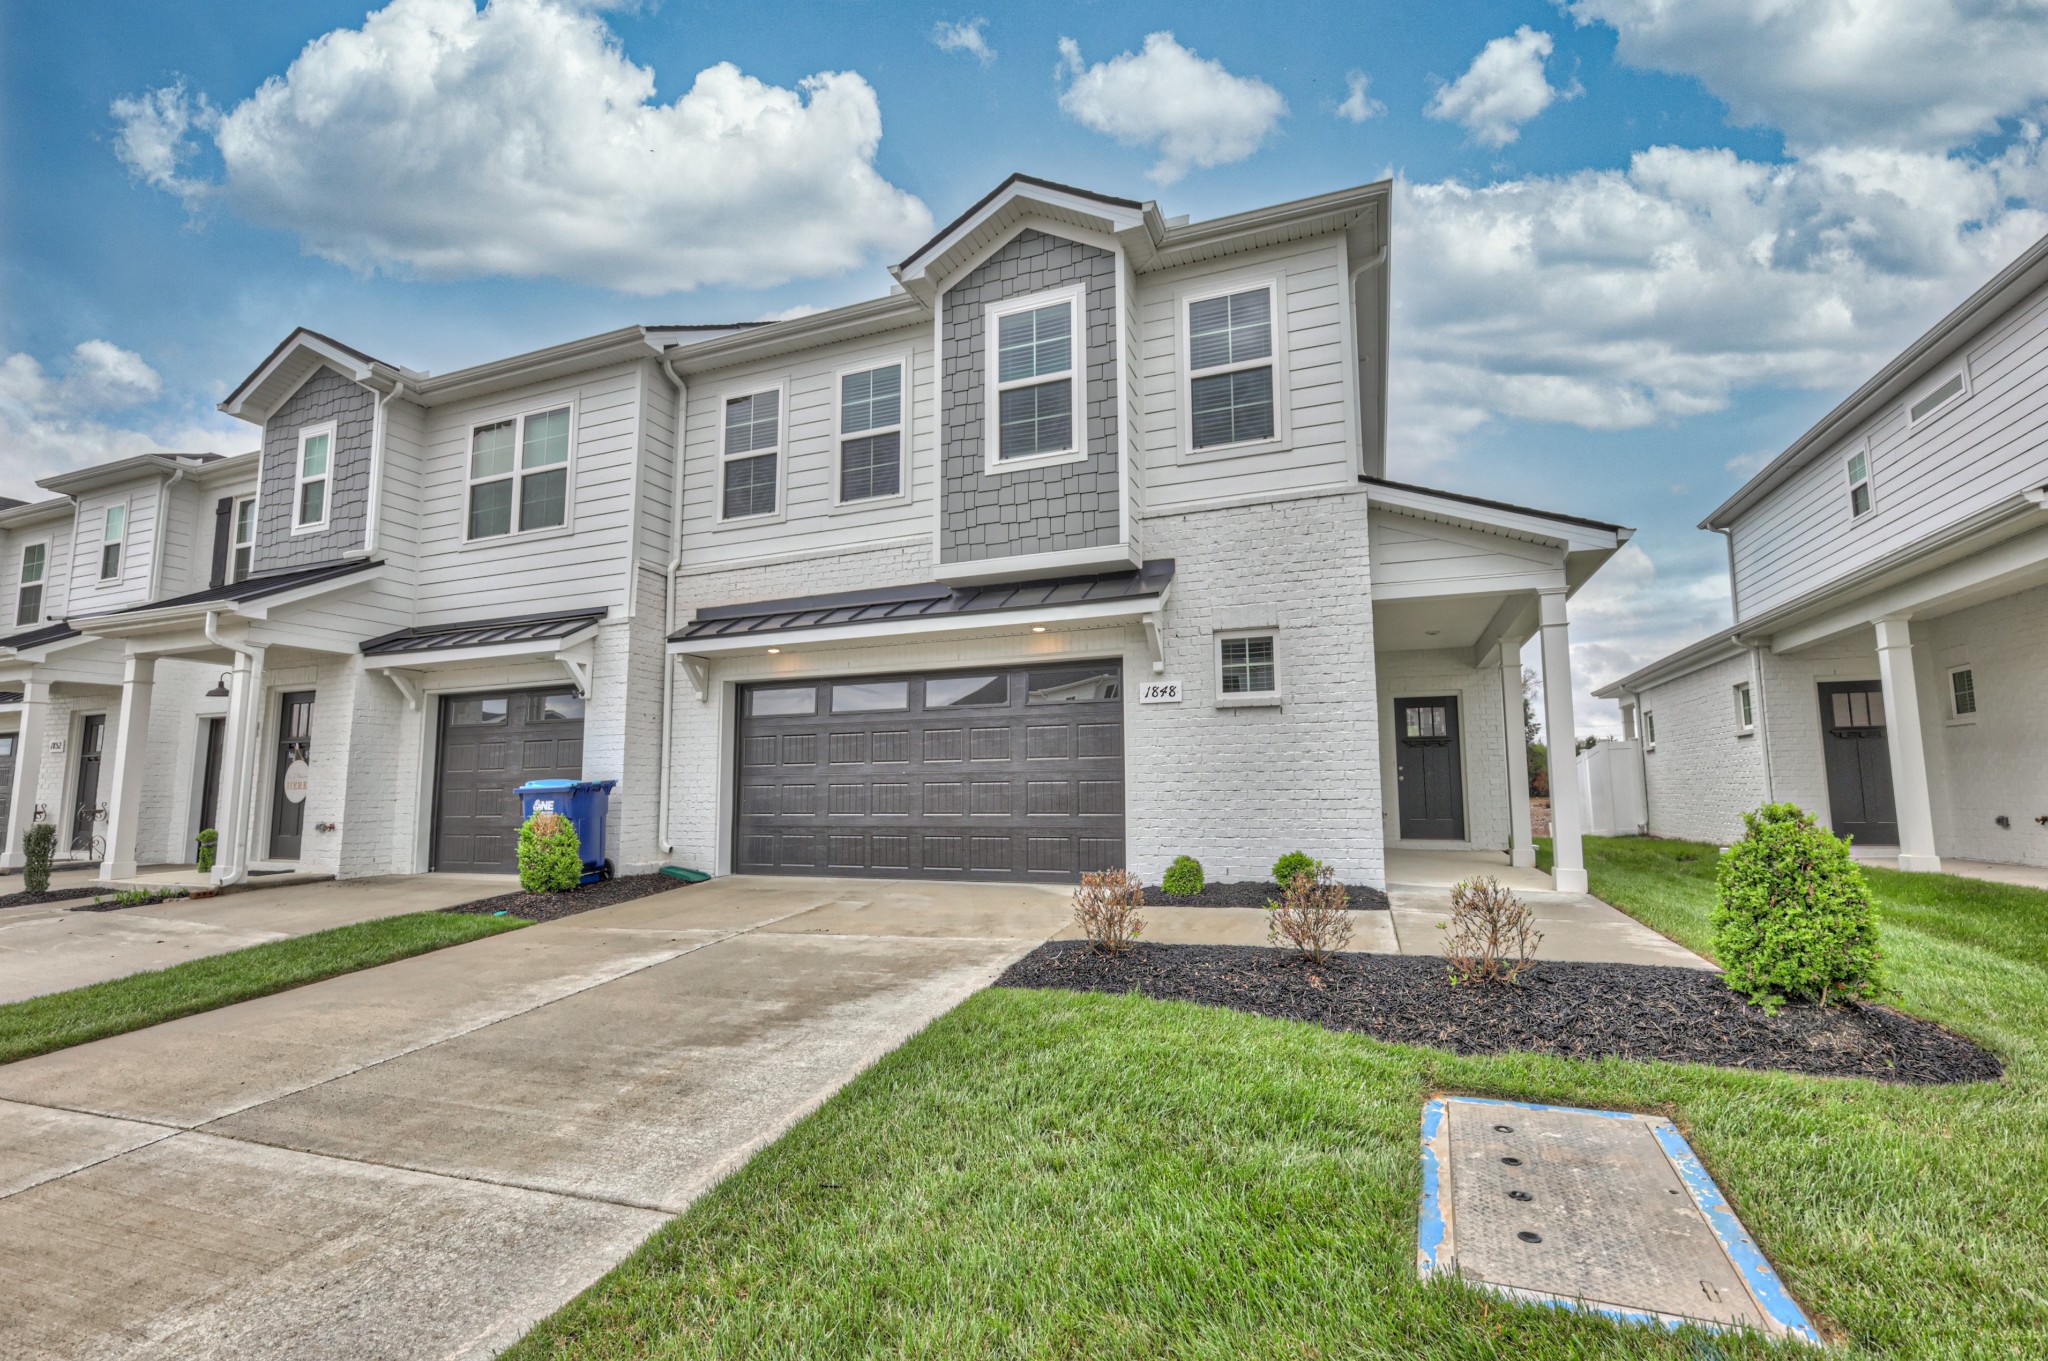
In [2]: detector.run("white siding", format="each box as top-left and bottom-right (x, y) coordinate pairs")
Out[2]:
(1, 513), (72, 629)
(636, 358), (681, 574)
(66, 479), (161, 613)
(378, 393), (428, 575)
(1367, 511), (1559, 598)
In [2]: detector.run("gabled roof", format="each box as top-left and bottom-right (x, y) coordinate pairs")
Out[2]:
(219, 326), (408, 423)
(1361, 477), (1626, 535)
(361, 607), (607, 657)
(37, 453), (222, 497)
(81, 559), (380, 621)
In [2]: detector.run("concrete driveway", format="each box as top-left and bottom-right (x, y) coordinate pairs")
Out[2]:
(0, 874), (517, 1004)
(0, 875), (1071, 1360)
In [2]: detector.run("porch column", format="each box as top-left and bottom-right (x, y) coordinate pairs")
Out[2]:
(1, 680), (50, 869)
(98, 655), (156, 882)
(1537, 588), (1588, 893)
(1873, 616), (1942, 873)
(212, 646), (266, 886)
(1498, 644), (1535, 868)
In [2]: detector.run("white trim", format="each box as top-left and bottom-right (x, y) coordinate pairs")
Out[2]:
(230, 495), (257, 583)
(670, 593), (1162, 658)
(12, 538), (49, 629)
(94, 498), (131, 584)
(830, 353), (912, 510)
(1213, 627), (1282, 708)
(983, 281), (1087, 475)
(1907, 362), (1970, 426)
(713, 380), (789, 527)
(461, 400), (578, 544)
(930, 541), (1141, 587)
(1944, 664), (1979, 723)
(1176, 274), (1290, 460)
(290, 421), (337, 535)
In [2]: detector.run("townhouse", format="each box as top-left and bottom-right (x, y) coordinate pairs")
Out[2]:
(4, 174), (1629, 894)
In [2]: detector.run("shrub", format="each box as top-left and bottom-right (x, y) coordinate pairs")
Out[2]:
(23, 823), (56, 893)
(1442, 877), (1542, 985)
(1267, 860), (1352, 964)
(1073, 868), (1145, 955)
(1272, 851), (1316, 892)
(195, 828), (218, 873)
(518, 812), (584, 894)
(1161, 855), (1205, 899)
(1714, 802), (1881, 1013)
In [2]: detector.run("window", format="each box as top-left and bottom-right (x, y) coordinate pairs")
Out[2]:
(832, 680), (909, 713)
(1026, 666), (1120, 703)
(1910, 370), (1967, 424)
(1846, 448), (1873, 519)
(750, 686), (816, 717)
(14, 543), (45, 626)
(99, 504), (126, 580)
(449, 697), (507, 726)
(294, 424), (333, 532)
(1734, 682), (1754, 733)
(720, 389), (782, 520)
(838, 363), (904, 503)
(1404, 704), (1450, 738)
(926, 674), (1008, 708)
(539, 693), (585, 722)
(1187, 285), (1276, 450)
(1218, 633), (1278, 696)
(231, 497), (256, 582)
(1948, 667), (1978, 720)
(988, 286), (1080, 466)
(468, 406), (571, 540)
(1643, 711), (1657, 749)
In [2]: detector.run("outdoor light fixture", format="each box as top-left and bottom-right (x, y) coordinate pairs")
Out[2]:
(767, 647), (781, 654)
(1031, 626), (1047, 633)
(205, 671), (232, 698)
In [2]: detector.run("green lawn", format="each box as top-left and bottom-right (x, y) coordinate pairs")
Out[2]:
(0, 910), (525, 1064)
(510, 839), (2046, 1359)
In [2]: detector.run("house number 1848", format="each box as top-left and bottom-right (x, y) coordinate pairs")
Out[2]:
(1138, 680), (1183, 704)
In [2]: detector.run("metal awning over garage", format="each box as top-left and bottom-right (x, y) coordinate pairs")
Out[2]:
(359, 607), (609, 708)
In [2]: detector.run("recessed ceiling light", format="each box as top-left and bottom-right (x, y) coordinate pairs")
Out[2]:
(1031, 626), (1046, 633)
(766, 647), (781, 654)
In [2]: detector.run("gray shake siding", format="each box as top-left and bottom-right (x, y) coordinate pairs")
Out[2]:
(940, 229), (1120, 564)
(253, 365), (375, 572)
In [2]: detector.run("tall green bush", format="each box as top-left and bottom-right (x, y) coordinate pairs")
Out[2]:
(195, 828), (218, 873)
(518, 812), (584, 894)
(22, 823), (56, 893)
(1713, 802), (1881, 1013)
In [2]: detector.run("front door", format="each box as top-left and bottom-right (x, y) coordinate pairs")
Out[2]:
(1819, 681), (1898, 845)
(268, 691), (315, 862)
(195, 717), (226, 859)
(70, 714), (105, 853)
(1395, 696), (1465, 841)
(0, 732), (15, 843)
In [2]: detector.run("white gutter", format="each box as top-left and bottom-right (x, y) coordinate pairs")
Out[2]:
(204, 609), (265, 888)
(362, 377), (406, 558)
(655, 352), (688, 856)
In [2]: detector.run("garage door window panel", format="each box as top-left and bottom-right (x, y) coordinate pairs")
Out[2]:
(833, 680), (909, 713)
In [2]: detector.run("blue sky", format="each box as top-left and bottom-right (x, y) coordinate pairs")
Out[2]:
(6, 0), (2048, 731)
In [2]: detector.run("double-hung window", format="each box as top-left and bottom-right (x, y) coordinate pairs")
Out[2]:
(99, 504), (126, 580)
(989, 286), (1079, 465)
(294, 423), (333, 532)
(468, 406), (571, 540)
(1187, 285), (1276, 451)
(14, 543), (45, 625)
(1846, 448), (1873, 519)
(720, 389), (782, 520)
(838, 363), (903, 503)
(231, 497), (256, 581)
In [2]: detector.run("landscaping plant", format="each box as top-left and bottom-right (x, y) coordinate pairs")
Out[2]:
(1072, 868), (1145, 955)
(1441, 876), (1541, 985)
(518, 811), (584, 894)
(1714, 801), (1881, 1013)
(1271, 850), (1315, 892)
(1161, 855), (1205, 899)
(195, 827), (218, 873)
(1266, 859), (1351, 964)
(22, 822), (55, 892)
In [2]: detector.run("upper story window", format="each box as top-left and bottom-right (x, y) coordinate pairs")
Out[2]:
(99, 504), (126, 580)
(294, 422), (334, 532)
(838, 363), (904, 503)
(468, 406), (571, 540)
(231, 497), (256, 581)
(14, 543), (45, 626)
(1909, 369), (1967, 425)
(987, 284), (1081, 467)
(720, 389), (782, 521)
(1187, 285), (1276, 451)
(1846, 449), (1873, 519)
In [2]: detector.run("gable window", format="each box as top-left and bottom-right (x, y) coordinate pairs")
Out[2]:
(468, 406), (571, 540)
(15, 543), (45, 626)
(720, 389), (782, 520)
(99, 504), (126, 580)
(838, 363), (904, 503)
(1846, 449), (1873, 519)
(1948, 666), (1978, 720)
(1909, 370), (1967, 424)
(987, 285), (1080, 466)
(294, 423), (333, 532)
(231, 497), (256, 582)
(1217, 632), (1279, 701)
(1187, 285), (1276, 450)
(1734, 682), (1754, 733)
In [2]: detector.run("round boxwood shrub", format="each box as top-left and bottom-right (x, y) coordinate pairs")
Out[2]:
(1713, 802), (1881, 1013)
(518, 812), (584, 894)
(1272, 850), (1316, 892)
(1162, 855), (1205, 899)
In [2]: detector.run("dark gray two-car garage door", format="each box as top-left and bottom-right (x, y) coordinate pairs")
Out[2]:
(433, 688), (586, 874)
(735, 663), (1125, 881)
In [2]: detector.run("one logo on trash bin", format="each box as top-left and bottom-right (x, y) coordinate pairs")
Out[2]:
(282, 759), (311, 804)
(533, 799), (556, 813)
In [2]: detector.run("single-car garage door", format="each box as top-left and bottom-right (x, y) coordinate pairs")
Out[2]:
(735, 663), (1124, 881)
(433, 688), (585, 874)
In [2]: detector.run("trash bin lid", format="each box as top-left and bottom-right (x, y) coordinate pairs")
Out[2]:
(571, 780), (619, 792)
(518, 779), (580, 791)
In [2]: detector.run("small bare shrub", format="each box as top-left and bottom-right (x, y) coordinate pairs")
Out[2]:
(1266, 860), (1352, 964)
(1073, 869), (1146, 955)
(1441, 877), (1542, 984)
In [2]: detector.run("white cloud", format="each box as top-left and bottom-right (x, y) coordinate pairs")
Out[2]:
(932, 18), (994, 66)
(0, 342), (242, 492)
(1426, 26), (1577, 148)
(1335, 71), (1385, 124)
(1055, 32), (1286, 183)
(110, 0), (931, 295)
(1569, 0), (2048, 152)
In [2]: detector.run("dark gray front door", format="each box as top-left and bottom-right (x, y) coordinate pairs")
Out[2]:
(1819, 681), (1898, 845)
(433, 689), (586, 873)
(0, 732), (15, 842)
(734, 664), (1125, 881)
(1395, 695), (1465, 841)
(196, 717), (226, 859)
(71, 714), (105, 852)
(268, 691), (315, 861)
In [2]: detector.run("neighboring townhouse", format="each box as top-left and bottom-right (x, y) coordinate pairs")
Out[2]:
(1597, 231), (2048, 872)
(4, 173), (1630, 894)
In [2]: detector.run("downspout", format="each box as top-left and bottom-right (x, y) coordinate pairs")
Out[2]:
(1748, 641), (1777, 803)
(654, 351), (689, 855)
(204, 608), (264, 887)
(362, 377), (406, 559)
(1626, 687), (1651, 836)
(148, 467), (186, 600)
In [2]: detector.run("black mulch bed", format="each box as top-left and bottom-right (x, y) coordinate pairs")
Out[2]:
(69, 893), (190, 913)
(996, 940), (2002, 1085)
(0, 886), (108, 909)
(1144, 881), (1391, 911)
(441, 872), (693, 924)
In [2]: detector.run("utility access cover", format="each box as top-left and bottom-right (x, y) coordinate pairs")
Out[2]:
(1417, 1096), (1821, 1344)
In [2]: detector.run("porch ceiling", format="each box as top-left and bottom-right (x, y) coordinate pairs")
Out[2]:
(1373, 593), (1528, 655)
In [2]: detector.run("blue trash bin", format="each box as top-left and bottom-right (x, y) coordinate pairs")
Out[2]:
(516, 778), (618, 884)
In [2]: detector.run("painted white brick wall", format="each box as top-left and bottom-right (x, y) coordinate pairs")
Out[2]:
(1919, 581), (2048, 866)
(1373, 648), (1513, 852)
(1634, 652), (1769, 844)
